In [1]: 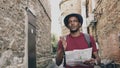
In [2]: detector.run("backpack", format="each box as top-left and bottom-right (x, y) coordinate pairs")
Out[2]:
(63, 33), (92, 67)
(83, 33), (91, 48)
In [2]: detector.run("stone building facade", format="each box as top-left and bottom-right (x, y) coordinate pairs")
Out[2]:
(88, 0), (120, 64)
(0, 0), (52, 68)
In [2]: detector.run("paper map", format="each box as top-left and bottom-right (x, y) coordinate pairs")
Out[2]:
(65, 48), (92, 66)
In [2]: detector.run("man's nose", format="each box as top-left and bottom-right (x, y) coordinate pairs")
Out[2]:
(70, 20), (75, 23)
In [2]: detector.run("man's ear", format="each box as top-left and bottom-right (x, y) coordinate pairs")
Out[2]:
(66, 25), (70, 29)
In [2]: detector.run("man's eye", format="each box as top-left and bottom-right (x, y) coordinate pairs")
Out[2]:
(68, 20), (79, 23)
(73, 20), (78, 22)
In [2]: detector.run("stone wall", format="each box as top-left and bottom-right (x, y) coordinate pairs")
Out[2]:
(93, 0), (120, 63)
(60, 0), (81, 15)
(39, 0), (51, 17)
(0, 0), (51, 68)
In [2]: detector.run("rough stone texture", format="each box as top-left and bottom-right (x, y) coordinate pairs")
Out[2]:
(0, 0), (26, 67)
(29, 0), (52, 68)
(93, 0), (120, 64)
(39, 0), (51, 17)
(0, 0), (51, 68)
(60, 0), (81, 16)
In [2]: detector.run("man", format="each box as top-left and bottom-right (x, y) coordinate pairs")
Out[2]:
(56, 13), (101, 68)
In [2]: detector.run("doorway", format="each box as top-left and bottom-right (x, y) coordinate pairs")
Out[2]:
(27, 9), (36, 68)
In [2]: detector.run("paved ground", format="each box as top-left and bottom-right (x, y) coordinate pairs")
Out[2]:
(47, 58), (101, 68)
(46, 55), (120, 68)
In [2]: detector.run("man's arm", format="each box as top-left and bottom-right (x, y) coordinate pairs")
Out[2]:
(55, 49), (63, 66)
(90, 36), (101, 64)
(56, 36), (67, 66)
(93, 51), (101, 64)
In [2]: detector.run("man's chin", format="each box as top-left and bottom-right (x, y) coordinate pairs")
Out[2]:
(70, 29), (78, 33)
(71, 29), (77, 31)
(69, 27), (80, 33)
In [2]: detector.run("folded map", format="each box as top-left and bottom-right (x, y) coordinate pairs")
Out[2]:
(65, 48), (92, 66)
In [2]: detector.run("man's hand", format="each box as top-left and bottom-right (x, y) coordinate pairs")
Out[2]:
(60, 36), (67, 50)
(83, 58), (95, 65)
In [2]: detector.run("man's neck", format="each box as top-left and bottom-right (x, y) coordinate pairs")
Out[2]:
(70, 31), (81, 37)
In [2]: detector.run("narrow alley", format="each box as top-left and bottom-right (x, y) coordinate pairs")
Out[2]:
(0, 0), (120, 68)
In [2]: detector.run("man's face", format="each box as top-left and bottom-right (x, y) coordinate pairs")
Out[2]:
(67, 16), (81, 32)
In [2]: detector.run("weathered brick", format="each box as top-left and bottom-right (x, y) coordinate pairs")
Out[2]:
(0, 0), (51, 68)
(94, 0), (120, 63)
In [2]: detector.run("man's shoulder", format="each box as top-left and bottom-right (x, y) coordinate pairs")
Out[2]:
(82, 33), (93, 38)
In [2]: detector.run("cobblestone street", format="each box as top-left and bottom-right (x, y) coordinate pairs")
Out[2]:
(47, 58), (101, 68)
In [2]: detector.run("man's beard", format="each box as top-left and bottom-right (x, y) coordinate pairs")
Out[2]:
(69, 26), (80, 33)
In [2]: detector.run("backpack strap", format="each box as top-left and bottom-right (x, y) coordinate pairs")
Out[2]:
(84, 33), (97, 58)
(83, 33), (91, 48)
